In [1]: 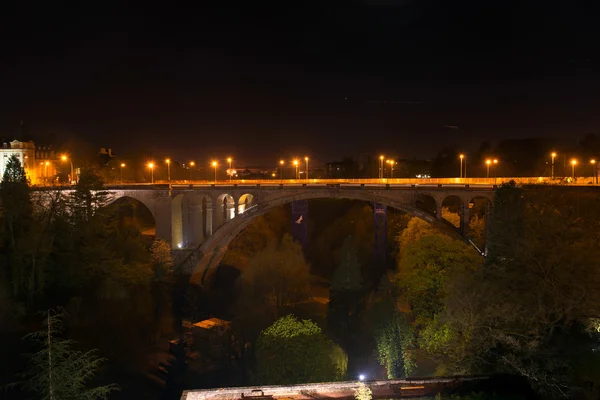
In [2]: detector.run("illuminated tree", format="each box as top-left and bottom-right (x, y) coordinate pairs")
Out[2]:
(255, 315), (347, 384)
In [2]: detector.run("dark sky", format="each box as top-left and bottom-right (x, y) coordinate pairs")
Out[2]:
(1, 2), (599, 166)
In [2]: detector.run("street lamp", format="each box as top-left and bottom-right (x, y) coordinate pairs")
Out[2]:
(120, 163), (125, 183)
(304, 157), (309, 181)
(279, 160), (284, 181)
(44, 161), (49, 183)
(388, 160), (395, 178)
(60, 155), (75, 184)
(227, 157), (233, 182)
(459, 154), (464, 178)
(148, 162), (155, 184)
(591, 159), (597, 184)
(379, 155), (384, 179)
(293, 159), (299, 179)
(485, 159), (491, 178)
(550, 152), (557, 179)
(571, 159), (577, 181)
(212, 161), (218, 183)
(166, 158), (171, 181)
(189, 161), (195, 181)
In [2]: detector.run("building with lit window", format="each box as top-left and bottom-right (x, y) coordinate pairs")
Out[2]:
(0, 140), (57, 185)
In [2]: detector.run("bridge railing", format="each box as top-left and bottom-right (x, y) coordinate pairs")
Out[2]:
(31, 176), (599, 189)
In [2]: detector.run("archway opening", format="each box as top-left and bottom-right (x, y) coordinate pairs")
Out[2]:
(415, 194), (437, 217)
(441, 195), (462, 228)
(216, 193), (235, 229)
(238, 193), (255, 214)
(107, 196), (156, 237)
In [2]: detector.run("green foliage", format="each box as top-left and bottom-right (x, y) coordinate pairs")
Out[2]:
(331, 236), (363, 292)
(375, 311), (415, 378)
(424, 185), (600, 397)
(441, 207), (460, 228)
(255, 315), (347, 384)
(397, 231), (482, 323)
(1, 154), (28, 185)
(354, 381), (372, 400)
(16, 309), (118, 399)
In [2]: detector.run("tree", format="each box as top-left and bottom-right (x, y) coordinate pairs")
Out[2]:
(69, 167), (112, 223)
(328, 236), (364, 348)
(426, 185), (600, 397)
(234, 234), (311, 341)
(0, 155), (46, 303)
(16, 309), (118, 399)
(397, 232), (482, 324)
(255, 315), (347, 384)
(375, 311), (415, 378)
(237, 234), (310, 313)
(354, 381), (372, 400)
(331, 236), (363, 292)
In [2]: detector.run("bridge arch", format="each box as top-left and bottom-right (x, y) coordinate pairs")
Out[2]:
(440, 195), (463, 228)
(238, 193), (255, 214)
(185, 189), (478, 284)
(106, 196), (156, 236)
(215, 193), (235, 230)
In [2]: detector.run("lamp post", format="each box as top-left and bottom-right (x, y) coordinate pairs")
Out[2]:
(212, 161), (218, 183)
(189, 161), (195, 181)
(44, 161), (49, 183)
(571, 159), (577, 181)
(486, 159), (491, 179)
(459, 154), (464, 178)
(61, 155), (74, 184)
(304, 157), (309, 181)
(592, 159), (598, 185)
(279, 160), (284, 181)
(166, 158), (171, 181)
(551, 152), (557, 179)
(227, 157), (233, 182)
(148, 162), (155, 184)
(379, 155), (384, 179)
(293, 159), (299, 179)
(388, 160), (395, 178)
(120, 163), (125, 183)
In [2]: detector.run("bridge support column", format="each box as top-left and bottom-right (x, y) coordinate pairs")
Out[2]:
(186, 202), (203, 248)
(436, 203), (442, 219)
(460, 203), (470, 237)
(291, 200), (309, 253)
(373, 203), (387, 265)
(234, 197), (239, 217)
(155, 197), (172, 245)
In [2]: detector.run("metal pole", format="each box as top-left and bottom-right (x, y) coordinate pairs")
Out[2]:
(551, 156), (555, 179)
(151, 167), (154, 184)
(465, 156), (467, 179)
(460, 158), (463, 178)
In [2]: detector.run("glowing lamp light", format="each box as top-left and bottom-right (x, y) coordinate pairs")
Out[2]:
(61, 155), (67, 161)
(212, 161), (218, 167)
(177, 243), (182, 249)
(121, 163), (126, 168)
(571, 159), (577, 166)
(359, 374), (366, 381)
(459, 154), (464, 159)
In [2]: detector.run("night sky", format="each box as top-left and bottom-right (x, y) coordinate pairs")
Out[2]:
(1, 2), (599, 166)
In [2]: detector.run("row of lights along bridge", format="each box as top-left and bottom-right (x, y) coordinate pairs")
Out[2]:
(54, 152), (596, 184)
(136, 153), (599, 183)
(145, 157), (310, 184)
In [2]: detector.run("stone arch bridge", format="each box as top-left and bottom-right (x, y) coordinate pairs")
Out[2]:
(79, 183), (494, 284)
